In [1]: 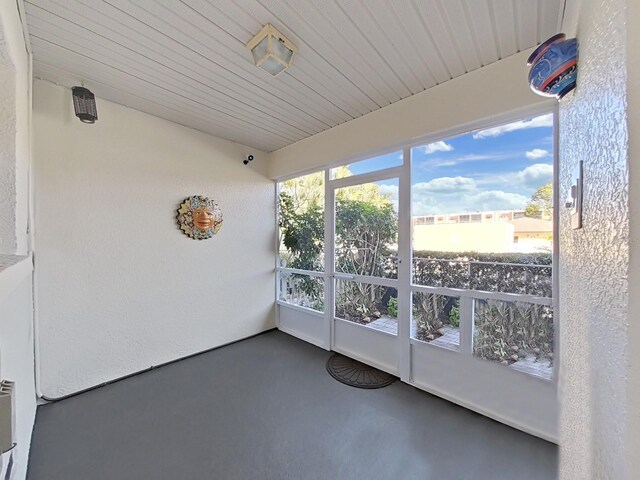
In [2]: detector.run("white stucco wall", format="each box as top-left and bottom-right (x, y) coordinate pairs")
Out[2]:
(0, 267), (35, 480)
(0, 0), (30, 255)
(558, 0), (633, 478)
(627, 0), (640, 476)
(0, 2), (35, 480)
(33, 80), (276, 398)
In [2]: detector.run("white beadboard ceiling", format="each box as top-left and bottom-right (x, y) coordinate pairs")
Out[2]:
(24, 0), (564, 152)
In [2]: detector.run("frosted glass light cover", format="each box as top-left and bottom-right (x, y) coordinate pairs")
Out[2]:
(251, 36), (270, 64)
(272, 39), (294, 65)
(247, 24), (296, 76)
(260, 56), (287, 76)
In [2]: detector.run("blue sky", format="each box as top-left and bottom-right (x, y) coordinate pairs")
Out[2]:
(347, 114), (554, 215)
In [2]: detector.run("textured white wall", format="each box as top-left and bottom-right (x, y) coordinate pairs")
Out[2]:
(33, 80), (276, 398)
(0, 0), (30, 255)
(0, 44), (18, 253)
(627, 0), (640, 476)
(558, 0), (631, 478)
(0, 2), (35, 480)
(0, 272), (36, 480)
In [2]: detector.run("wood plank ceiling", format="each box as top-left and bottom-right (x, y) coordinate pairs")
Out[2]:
(24, 0), (564, 152)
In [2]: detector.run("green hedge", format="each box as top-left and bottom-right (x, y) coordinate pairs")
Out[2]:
(413, 250), (552, 265)
(412, 250), (552, 298)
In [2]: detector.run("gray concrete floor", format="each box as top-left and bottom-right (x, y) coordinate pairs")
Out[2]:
(27, 330), (557, 480)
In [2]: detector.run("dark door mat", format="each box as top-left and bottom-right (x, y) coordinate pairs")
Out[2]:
(326, 353), (397, 389)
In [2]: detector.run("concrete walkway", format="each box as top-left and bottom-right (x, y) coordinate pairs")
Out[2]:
(430, 326), (460, 350)
(510, 355), (553, 380)
(366, 316), (398, 334)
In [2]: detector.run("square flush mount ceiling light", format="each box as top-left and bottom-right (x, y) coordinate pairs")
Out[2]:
(246, 24), (297, 76)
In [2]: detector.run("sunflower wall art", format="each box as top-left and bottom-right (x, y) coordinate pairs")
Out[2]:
(176, 195), (223, 240)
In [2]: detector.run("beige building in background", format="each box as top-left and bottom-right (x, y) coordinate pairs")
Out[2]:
(510, 217), (553, 253)
(412, 210), (553, 253)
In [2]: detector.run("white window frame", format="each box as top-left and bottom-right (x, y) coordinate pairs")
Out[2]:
(274, 105), (560, 441)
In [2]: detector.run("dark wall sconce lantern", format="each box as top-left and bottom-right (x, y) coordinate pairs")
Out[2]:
(72, 86), (98, 124)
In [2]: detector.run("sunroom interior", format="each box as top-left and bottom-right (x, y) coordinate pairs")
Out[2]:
(0, 0), (638, 479)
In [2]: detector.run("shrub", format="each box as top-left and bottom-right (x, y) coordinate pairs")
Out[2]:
(387, 297), (398, 318)
(413, 250), (552, 298)
(473, 300), (553, 363)
(449, 302), (460, 327)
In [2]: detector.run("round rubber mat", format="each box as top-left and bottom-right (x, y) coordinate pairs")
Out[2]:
(326, 354), (397, 389)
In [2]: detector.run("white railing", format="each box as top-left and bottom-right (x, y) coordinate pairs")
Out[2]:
(411, 284), (552, 306)
(277, 267), (325, 312)
(277, 262), (554, 349)
(277, 260), (552, 308)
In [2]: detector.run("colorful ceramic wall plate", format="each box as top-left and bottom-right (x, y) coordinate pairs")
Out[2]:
(177, 196), (223, 240)
(527, 33), (578, 99)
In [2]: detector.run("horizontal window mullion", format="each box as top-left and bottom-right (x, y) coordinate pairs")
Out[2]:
(328, 166), (403, 189)
(467, 260), (551, 269)
(333, 317), (398, 337)
(410, 284), (552, 306)
(277, 300), (325, 316)
(412, 258), (551, 270)
(335, 273), (398, 288)
(277, 267), (326, 278)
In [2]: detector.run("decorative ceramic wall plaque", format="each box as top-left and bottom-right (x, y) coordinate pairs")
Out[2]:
(176, 196), (223, 240)
(527, 33), (578, 99)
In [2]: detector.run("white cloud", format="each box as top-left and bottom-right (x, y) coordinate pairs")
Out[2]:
(473, 114), (553, 139)
(411, 188), (528, 216)
(525, 148), (550, 160)
(409, 176), (528, 215)
(430, 153), (489, 167)
(385, 163), (553, 216)
(471, 190), (529, 210)
(425, 152), (518, 168)
(473, 163), (554, 190)
(414, 176), (476, 193)
(378, 183), (399, 198)
(516, 163), (553, 188)
(420, 141), (454, 154)
(433, 160), (457, 167)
